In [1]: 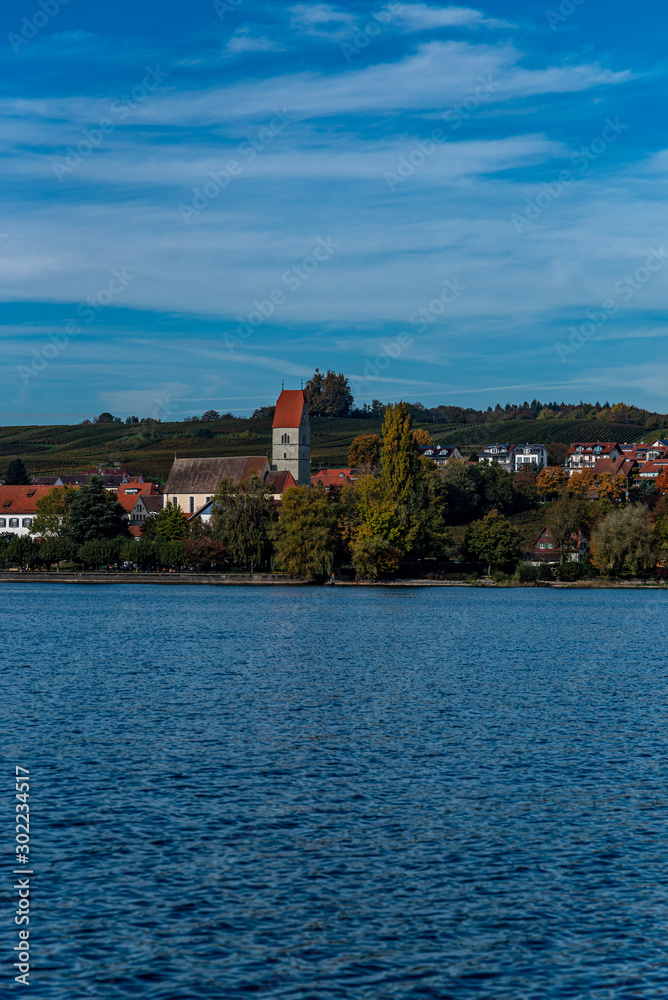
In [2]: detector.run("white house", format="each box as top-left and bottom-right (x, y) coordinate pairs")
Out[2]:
(513, 444), (548, 471)
(0, 485), (62, 536)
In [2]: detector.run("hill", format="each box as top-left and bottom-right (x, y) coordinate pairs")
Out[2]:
(0, 415), (657, 481)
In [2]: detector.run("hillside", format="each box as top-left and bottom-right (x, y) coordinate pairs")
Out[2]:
(0, 416), (656, 482)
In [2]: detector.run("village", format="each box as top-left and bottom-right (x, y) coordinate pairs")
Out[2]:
(1, 388), (667, 579)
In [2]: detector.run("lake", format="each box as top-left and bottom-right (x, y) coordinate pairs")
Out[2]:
(3, 584), (668, 999)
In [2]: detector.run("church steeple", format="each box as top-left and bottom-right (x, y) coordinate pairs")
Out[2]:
(271, 389), (310, 485)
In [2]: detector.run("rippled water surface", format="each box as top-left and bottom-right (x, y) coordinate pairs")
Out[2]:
(3, 583), (668, 999)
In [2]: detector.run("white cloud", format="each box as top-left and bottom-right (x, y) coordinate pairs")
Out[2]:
(290, 3), (356, 40)
(392, 3), (507, 31)
(225, 29), (283, 56)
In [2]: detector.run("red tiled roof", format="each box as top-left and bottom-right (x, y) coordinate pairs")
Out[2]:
(591, 457), (635, 477)
(265, 470), (297, 493)
(311, 472), (353, 489)
(272, 390), (306, 428)
(0, 485), (70, 514)
(567, 441), (620, 456)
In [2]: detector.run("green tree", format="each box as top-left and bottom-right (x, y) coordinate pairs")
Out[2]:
(381, 402), (421, 505)
(4, 458), (31, 485)
(271, 486), (337, 576)
(590, 505), (658, 576)
(31, 486), (76, 538)
(477, 462), (515, 515)
(6, 535), (41, 569)
(152, 501), (189, 541)
(304, 369), (354, 417)
(183, 538), (229, 571)
(40, 537), (76, 570)
(68, 478), (130, 544)
(77, 538), (124, 570)
(440, 461), (482, 525)
(211, 476), (276, 571)
(466, 509), (520, 574)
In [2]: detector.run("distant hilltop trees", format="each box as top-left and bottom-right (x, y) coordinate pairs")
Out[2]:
(76, 379), (664, 429)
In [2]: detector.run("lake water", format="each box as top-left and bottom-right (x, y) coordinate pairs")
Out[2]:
(3, 584), (668, 999)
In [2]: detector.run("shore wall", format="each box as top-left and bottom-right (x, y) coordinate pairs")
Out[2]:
(0, 573), (666, 588)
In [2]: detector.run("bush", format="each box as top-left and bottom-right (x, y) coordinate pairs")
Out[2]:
(556, 561), (587, 581)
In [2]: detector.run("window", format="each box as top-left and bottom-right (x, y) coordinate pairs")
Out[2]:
(172, 497), (177, 506)
(189, 497), (195, 513)
(281, 433), (290, 445)
(548, 543), (554, 549)
(0, 519), (5, 527)
(205, 497), (211, 503)
(283, 452), (287, 459)
(9, 518), (19, 528)
(539, 542), (547, 549)
(22, 518), (33, 527)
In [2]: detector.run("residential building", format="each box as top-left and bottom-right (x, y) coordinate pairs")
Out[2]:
(311, 469), (355, 491)
(513, 444), (548, 472)
(186, 470), (297, 525)
(638, 459), (668, 480)
(0, 485), (65, 536)
(114, 482), (163, 537)
(419, 445), (465, 466)
(478, 444), (514, 470)
(533, 526), (589, 563)
(566, 442), (622, 472)
(590, 456), (636, 491)
(272, 389), (310, 485)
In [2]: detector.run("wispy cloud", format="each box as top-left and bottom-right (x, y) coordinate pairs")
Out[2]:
(290, 3), (356, 40)
(225, 29), (283, 56)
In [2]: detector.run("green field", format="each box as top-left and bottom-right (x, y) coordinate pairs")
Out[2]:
(0, 416), (655, 482)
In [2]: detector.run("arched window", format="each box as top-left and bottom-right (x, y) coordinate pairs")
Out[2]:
(284, 452), (287, 459)
(189, 496), (194, 513)
(282, 433), (290, 445)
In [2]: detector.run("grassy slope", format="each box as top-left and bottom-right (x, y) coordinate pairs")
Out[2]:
(0, 417), (653, 481)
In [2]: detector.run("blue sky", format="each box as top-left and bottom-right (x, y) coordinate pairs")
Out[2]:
(1, 0), (667, 421)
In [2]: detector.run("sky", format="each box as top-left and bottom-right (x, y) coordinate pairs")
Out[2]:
(1, 0), (667, 422)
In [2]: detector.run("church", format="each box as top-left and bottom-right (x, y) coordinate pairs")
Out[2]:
(164, 389), (310, 516)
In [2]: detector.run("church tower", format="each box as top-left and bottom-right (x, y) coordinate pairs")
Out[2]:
(272, 389), (310, 485)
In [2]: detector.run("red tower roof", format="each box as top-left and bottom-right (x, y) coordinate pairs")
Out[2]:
(272, 390), (306, 428)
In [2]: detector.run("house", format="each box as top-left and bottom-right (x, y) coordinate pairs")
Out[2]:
(419, 445), (465, 466)
(652, 439), (668, 448)
(566, 442), (622, 472)
(114, 482), (163, 537)
(478, 443), (514, 470)
(311, 469), (355, 491)
(533, 526), (588, 563)
(272, 389), (310, 485)
(0, 485), (68, 536)
(619, 443), (667, 465)
(638, 459), (668, 480)
(165, 456), (271, 515)
(591, 456), (637, 491)
(513, 444), (548, 472)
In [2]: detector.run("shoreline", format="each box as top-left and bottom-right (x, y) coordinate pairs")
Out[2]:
(0, 572), (666, 589)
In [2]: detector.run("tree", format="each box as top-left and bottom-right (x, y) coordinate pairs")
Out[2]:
(381, 402), (421, 505)
(304, 369), (354, 417)
(478, 462), (515, 515)
(183, 538), (229, 571)
(39, 537), (76, 570)
(440, 461), (482, 525)
(566, 468), (596, 497)
(412, 428), (434, 449)
(655, 470), (668, 495)
(211, 476), (276, 571)
(466, 509), (520, 574)
(77, 538), (124, 570)
(6, 535), (41, 569)
(151, 501), (189, 541)
(67, 478), (130, 544)
(201, 409), (220, 422)
(4, 458), (30, 485)
(590, 505), (658, 576)
(513, 465), (538, 509)
(31, 486), (76, 537)
(352, 535), (400, 580)
(271, 486), (337, 577)
(536, 466), (567, 501)
(544, 495), (589, 563)
(93, 412), (116, 424)
(347, 434), (381, 471)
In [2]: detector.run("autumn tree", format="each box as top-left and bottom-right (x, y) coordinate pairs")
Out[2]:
(4, 458), (31, 485)
(566, 467), (596, 497)
(655, 470), (668, 495)
(536, 466), (567, 501)
(381, 402), (421, 505)
(466, 509), (520, 574)
(347, 434), (382, 471)
(590, 505), (658, 576)
(304, 369), (354, 417)
(412, 427), (434, 449)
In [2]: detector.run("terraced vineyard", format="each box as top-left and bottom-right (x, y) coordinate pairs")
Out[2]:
(0, 416), (654, 482)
